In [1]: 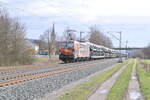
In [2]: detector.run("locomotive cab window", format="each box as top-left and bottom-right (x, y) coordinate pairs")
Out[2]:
(59, 42), (74, 48)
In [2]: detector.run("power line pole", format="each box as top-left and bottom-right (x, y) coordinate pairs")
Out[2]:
(80, 31), (84, 41)
(126, 40), (128, 59)
(107, 31), (123, 63)
(47, 30), (51, 59)
(119, 31), (122, 63)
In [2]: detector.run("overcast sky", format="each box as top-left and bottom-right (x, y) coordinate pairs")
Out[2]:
(0, 0), (150, 47)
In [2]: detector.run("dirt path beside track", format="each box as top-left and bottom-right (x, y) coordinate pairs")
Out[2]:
(87, 63), (129, 100)
(124, 62), (144, 100)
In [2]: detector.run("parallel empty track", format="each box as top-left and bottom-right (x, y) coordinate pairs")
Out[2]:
(0, 60), (102, 75)
(0, 59), (114, 87)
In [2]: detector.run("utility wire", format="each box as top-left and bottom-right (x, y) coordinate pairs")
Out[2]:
(107, 31), (120, 40)
(107, 31), (127, 47)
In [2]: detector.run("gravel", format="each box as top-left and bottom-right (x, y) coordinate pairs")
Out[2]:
(0, 59), (118, 100)
(0, 60), (101, 77)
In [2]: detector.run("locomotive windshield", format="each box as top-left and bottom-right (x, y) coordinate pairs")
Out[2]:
(60, 42), (73, 48)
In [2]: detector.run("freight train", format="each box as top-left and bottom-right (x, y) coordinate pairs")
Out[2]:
(59, 40), (126, 63)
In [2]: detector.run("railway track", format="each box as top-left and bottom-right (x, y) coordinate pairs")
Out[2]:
(0, 61), (98, 81)
(0, 59), (114, 87)
(0, 60), (102, 75)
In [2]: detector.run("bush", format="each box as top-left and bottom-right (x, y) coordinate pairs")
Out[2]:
(0, 8), (34, 66)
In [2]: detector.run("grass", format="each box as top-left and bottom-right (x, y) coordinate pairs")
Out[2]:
(34, 57), (49, 62)
(34, 56), (62, 64)
(144, 59), (150, 63)
(56, 60), (128, 100)
(107, 61), (133, 100)
(137, 62), (150, 100)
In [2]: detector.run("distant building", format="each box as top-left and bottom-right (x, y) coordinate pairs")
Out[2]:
(26, 39), (40, 53)
(26, 39), (59, 56)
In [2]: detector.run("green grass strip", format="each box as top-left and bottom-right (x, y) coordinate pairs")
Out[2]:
(34, 57), (49, 61)
(144, 59), (150, 63)
(137, 62), (150, 100)
(56, 61), (128, 100)
(107, 61), (133, 100)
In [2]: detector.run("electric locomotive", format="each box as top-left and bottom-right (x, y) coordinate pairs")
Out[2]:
(59, 40), (90, 62)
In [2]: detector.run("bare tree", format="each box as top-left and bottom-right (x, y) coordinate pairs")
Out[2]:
(134, 50), (145, 58)
(134, 44), (150, 58)
(39, 35), (47, 52)
(41, 29), (51, 58)
(142, 45), (150, 58)
(39, 23), (57, 58)
(0, 8), (33, 66)
(89, 26), (113, 48)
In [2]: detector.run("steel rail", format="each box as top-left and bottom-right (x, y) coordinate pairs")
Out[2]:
(0, 60), (102, 74)
(0, 60), (113, 87)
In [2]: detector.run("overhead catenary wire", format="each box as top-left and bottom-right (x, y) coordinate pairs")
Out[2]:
(106, 31), (127, 48)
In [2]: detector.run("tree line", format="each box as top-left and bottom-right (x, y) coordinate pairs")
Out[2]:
(0, 8), (113, 66)
(135, 45), (150, 59)
(89, 26), (113, 48)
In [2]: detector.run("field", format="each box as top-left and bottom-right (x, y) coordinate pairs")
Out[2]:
(143, 59), (150, 63)
(137, 61), (150, 100)
(34, 55), (61, 63)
